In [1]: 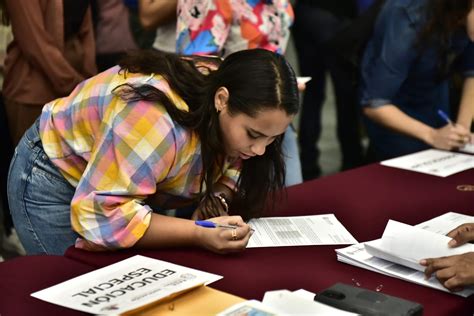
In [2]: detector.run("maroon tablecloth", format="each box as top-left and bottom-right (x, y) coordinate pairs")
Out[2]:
(64, 164), (474, 315)
(0, 256), (95, 315)
(2, 164), (473, 315)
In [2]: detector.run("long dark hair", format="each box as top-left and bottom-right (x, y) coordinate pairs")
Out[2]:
(417, 0), (473, 78)
(115, 49), (299, 219)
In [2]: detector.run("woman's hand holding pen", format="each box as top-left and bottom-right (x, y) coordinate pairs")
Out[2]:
(429, 124), (471, 150)
(430, 109), (472, 150)
(194, 215), (253, 254)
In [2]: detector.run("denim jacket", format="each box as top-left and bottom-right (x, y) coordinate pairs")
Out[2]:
(359, 0), (474, 159)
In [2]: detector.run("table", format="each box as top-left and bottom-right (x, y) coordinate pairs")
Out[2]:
(2, 163), (473, 315)
(0, 256), (94, 315)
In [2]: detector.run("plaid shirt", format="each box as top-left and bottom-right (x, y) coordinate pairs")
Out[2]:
(40, 66), (241, 250)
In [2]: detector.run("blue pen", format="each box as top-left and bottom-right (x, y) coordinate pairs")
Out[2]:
(437, 109), (453, 125)
(195, 220), (255, 232)
(195, 220), (238, 229)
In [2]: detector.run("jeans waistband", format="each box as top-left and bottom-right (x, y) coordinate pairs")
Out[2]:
(23, 117), (42, 149)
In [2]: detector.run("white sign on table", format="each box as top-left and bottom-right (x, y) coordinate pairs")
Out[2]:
(31, 255), (222, 315)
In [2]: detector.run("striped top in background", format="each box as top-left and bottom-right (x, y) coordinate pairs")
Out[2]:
(39, 66), (241, 250)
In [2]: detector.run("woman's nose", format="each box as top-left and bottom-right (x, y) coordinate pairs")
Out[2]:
(251, 142), (266, 156)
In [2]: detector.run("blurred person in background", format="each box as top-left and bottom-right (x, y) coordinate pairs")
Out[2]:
(359, 0), (474, 161)
(1, 0), (97, 145)
(92, 0), (138, 72)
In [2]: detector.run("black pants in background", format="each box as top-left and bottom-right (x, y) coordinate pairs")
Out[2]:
(0, 94), (14, 235)
(293, 3), (365, 180)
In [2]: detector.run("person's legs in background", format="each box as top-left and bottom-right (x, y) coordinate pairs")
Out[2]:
(0, 94), (26, 259)
(293, 4), (333, 180)
(0, 95), (12, 235)
(327, 55), (365, 170)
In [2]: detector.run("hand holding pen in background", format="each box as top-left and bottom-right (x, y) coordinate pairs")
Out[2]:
(431, 109), (471, 150)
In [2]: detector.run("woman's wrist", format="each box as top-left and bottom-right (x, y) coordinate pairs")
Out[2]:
(422, 126), (436, 146)
(213, 192), (229, 213)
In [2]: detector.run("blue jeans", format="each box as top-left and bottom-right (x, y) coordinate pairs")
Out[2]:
(7, 119), (78, 255)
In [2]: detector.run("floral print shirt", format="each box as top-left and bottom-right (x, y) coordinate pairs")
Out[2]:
(176, 0), (294, 56)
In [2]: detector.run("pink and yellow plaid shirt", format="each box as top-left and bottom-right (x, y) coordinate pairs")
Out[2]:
(39, 66), (241, 250)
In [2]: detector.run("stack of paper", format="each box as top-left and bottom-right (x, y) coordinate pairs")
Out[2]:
(336, 212), (474, 297)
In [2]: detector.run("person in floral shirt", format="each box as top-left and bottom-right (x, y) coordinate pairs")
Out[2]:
(177, 0), (293, 57)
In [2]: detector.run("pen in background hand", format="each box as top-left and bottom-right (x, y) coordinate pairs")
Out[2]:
(437, 109), (453, 125)
(437, 108), (471, 145)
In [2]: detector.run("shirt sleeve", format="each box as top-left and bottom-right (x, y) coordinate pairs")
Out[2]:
(359, 5), (419, 108)
(176, 0), (232, 55)
(72, 100), (178, 250)
(218, 158), (242, 192)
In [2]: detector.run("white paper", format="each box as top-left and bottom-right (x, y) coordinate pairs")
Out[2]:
(262, 290), (358, 315)
(336, 244), (474, 297)
(297, 76), (312, 85)
(292, 288), (317, 301)
(416, 212), (474, 234)
(247, 214), (358, 248)
(336, 212), (474, 297)
(380, 149), (474, 177)
(31, 255), (222, 315)
(365, 220), (474, 272)
(459, 143), (474, 154)
(217, 300), (278, 316)
(218, 289), (357, 316)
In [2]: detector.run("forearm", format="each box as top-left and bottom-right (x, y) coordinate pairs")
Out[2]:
(138, 0), (177, 30)
(456, 77), (474, 130)
(134, 212), (252, 253)
(363, 104), (435, 145)
(135, 213), (198, 248)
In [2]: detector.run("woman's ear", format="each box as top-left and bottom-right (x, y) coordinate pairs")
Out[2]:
(214, 87), (229, 113)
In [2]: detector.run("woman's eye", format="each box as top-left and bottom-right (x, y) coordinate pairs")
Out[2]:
(247, 131), (259, 139)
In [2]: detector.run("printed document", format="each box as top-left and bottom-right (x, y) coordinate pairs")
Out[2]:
(336, 212), (474, 297)
(416, 211), (473, 234)
(31, 255), (222, 315)
(380, 149), (474, 177)
(247, 214), (358, 248)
